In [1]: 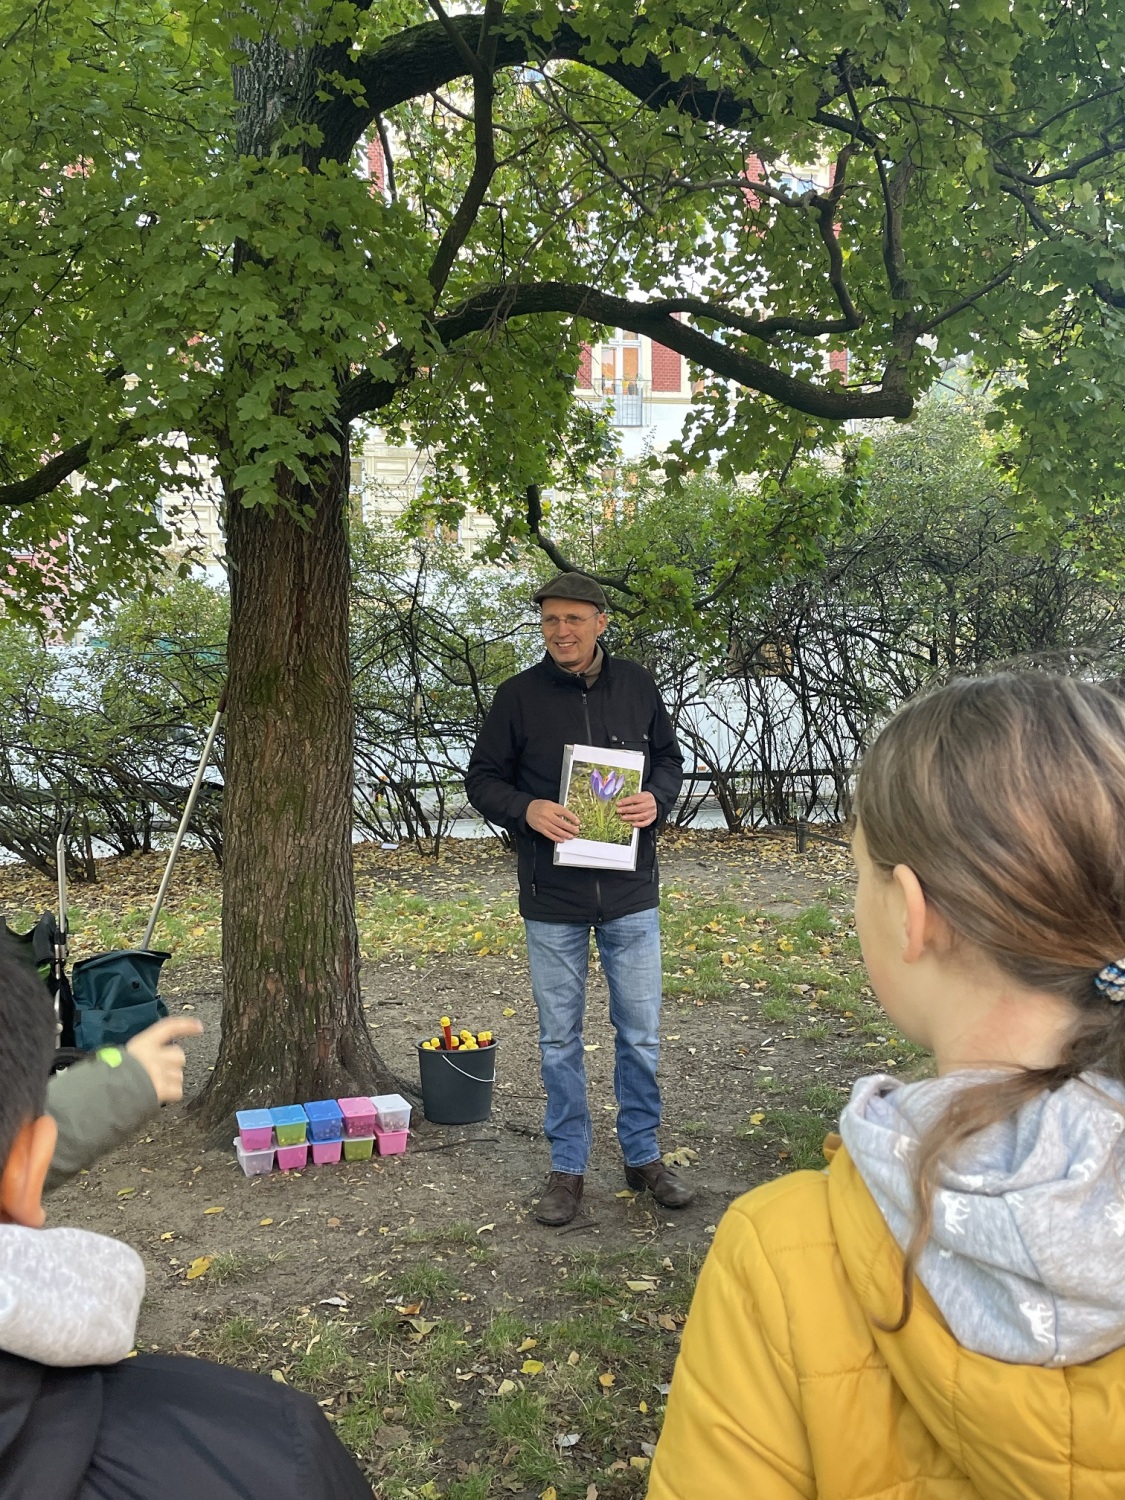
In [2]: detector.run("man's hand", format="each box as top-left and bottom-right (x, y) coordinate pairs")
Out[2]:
(617, 791), (658, 828)
(526, 799), (582, 842)
(126, 1016), (204, 1104)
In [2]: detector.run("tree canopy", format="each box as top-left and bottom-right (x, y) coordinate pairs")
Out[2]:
(3, 0), (1125, 611)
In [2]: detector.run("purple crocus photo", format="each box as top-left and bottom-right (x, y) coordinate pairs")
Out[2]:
(589, 768), (626, 800)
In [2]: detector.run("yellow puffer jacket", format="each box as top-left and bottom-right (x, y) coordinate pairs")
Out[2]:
(649, 1145), (1125, 1499)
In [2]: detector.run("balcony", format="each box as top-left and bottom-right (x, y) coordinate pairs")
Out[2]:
(585, 376), (652, 428)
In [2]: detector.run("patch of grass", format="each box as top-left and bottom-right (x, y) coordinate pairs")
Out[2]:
(403, 1221), (479, 1248)
(761, 993), (797, 1022)
(542, 1309), (633, 1362)
(480, 1310), (530, 1357)
(765, 1108), (835, 1171)
(203, 1314), (271, 1364)
(334, 1374), (386, 1456)
(293, 1320), (357, 1384)
(402, 1372), (444, 1433)
(800, 1022), (830, 1041)
(679, 1119), (709, 1136)
(563, 1255), (620, 1303)
(484, 1390), (559, 1487)
(445, 1473), (497, 1500)
(393, 1263), (458, 1301)
(803, 1081), (846, 1112)
(416, 1319), (468, 1373)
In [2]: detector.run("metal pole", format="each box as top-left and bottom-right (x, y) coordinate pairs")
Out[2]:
(142, 691), (226, 951)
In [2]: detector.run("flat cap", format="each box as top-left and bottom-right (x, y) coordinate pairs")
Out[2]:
(531, 573), (608, 610)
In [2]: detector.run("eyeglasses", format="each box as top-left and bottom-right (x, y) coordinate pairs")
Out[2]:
(541, 611), (602, 631)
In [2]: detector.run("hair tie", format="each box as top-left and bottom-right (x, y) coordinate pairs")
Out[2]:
(1094, 960), (1125, 1002)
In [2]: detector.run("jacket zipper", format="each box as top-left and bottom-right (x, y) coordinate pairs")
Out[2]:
(582, 687), (604, 923)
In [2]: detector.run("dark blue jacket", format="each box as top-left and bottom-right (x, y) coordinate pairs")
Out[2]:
(464, 650), (684, 923)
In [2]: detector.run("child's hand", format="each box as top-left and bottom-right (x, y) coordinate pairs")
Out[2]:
(126, 1016), (204, 1104)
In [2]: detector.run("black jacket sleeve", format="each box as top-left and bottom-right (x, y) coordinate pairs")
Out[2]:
(464, 682), (534, 832)
(645, 688), (684, 827)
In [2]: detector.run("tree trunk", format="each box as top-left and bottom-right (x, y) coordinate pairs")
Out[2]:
(195, 430), (397, 1134)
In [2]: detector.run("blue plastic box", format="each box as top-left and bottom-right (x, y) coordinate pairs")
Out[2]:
(303, 1099), (344, 1143)
(270, 1104), (308, 1146)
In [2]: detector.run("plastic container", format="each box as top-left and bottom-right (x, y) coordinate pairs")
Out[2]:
(371, 1093), (412, 1133)
(234, 1137), (274, 1176)
(303, 1099), (344, 1143)
(375, 1127), (408, 1156)
(337, 1097), (377, 1137)
(342, 1134), (375, 1162)
(417, 1039), (498, 1125)
(311, 1137), (343, 1165)
(270, 1105), (308, 1146)
(276, 1141), (309, 1171)
(236, 1109), (275, 1152)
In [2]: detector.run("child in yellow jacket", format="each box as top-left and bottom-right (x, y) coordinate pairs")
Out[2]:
(650, 673), (1125, 1500)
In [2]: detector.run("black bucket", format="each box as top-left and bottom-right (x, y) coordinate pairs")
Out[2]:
(417, 1040), (498, 1125)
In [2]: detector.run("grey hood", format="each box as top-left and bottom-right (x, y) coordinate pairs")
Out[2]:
(0, 1224), (144, 1366)
(840, 1070), (1125, 1366)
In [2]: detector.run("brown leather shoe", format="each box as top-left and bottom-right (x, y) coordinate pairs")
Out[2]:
(534, 1171), (585, 1226)
(624, 1158), (695, 1209)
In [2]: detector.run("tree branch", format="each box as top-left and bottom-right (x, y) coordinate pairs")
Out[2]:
(426, 0), (501, 298)
(524, 483), (638, 595)
(339, 280), (916, 424)
(0, 422), (136, 509)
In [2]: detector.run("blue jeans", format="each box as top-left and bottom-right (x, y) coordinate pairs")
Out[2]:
(524, 909), (663, 1174)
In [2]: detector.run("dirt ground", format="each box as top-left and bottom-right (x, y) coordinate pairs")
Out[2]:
(38, 831), (888, 1497)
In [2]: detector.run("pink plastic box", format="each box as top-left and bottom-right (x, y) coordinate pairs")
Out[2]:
(276, 1142), (309, 1171)
(337, 1097), (377, 1137)
(236, 1109), (274, 1152)
(311, 1138), (343, 1165)
(374, 1128), (408, 1156)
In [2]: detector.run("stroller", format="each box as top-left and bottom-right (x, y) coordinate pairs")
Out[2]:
(3, 696), (223, 1063)
(2, 825), (169, 1067)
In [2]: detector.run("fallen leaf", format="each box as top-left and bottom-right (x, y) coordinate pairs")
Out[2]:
(259, 1217), (274, 1227)
(503, 1007), (516, 1018)
(655, 1383), (672, 1396)
(326, 1217), (341, 1228)
(117, 1188), (135, 1199)
(567, 1350), (580, 1366)
(203, 1205), (225, 1215)
(406, 1317), (438, 1337)
(540, 1489), (557, 1500)
(598, 1372), (615, 1388)
(477, 1223), (496, 1234)
(446, 1399), (463, 1412)
(626, 1279), (658, 1293)
(517, 1337), (538, 1352)
(638, 1400), (648, 1413)
(585, 1487), (599, 1500)
(657, 1315), (677, 1332)
(521, 1359), (544, 1375)
(319, 1296), (348, 1308)
(396, 1301), (423, 1316)
(641, 1441), (656, 1458)
(496, 1379), (517, 1396)
(661, 1147), (699, 1168)
(582, 1043), (599, 1052)
(269, 1369), (287, 1384)
(629, 1456), (650, 1472)
(614, 1190), (636, 1199)
(556, 1433), (580, 1449)
(185, 1256), (212, 1280)
(748, 1112), (765, 1126)
(159, 1232), (174, 1241)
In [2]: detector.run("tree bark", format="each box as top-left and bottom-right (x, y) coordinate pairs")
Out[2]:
(194, 431), (396, 1134)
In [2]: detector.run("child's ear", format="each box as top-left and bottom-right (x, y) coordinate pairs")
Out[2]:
(0, 1115), (58, 1228)
(893, 863), (931, 964)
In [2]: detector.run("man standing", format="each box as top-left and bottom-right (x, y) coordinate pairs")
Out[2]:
(465, 574), (692, 1226)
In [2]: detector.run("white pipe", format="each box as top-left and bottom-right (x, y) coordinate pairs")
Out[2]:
(142, 697), (225, 951)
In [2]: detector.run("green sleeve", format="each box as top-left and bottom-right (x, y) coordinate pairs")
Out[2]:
(45, 1051), (159, 1191)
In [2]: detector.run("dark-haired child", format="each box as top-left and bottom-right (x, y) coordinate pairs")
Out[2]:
(650, 673), (1125, 1499)
(0, 947), (373, 1500)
